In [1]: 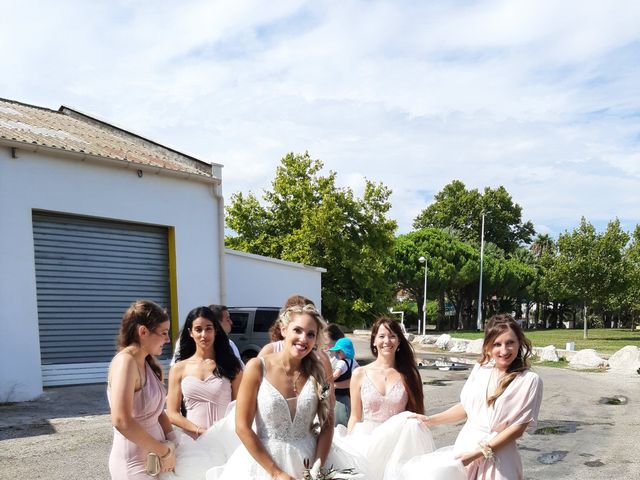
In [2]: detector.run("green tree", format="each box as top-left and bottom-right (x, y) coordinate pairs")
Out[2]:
(413, 180), (535, 253)
(226, 152), (397, 326)
(545, 218), (629, 338)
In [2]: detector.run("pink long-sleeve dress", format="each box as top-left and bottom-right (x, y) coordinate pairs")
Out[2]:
(181, 374), (232, 438)
(401, 362), (544, 480)
(108, 361), (167, 480)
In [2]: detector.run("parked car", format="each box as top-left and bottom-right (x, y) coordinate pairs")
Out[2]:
(228, 307), (280, 362)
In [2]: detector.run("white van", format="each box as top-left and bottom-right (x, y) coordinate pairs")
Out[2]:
(228, 307), (280, 362)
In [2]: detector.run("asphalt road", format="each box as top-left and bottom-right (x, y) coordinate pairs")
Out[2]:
(0, 335), (638, 479)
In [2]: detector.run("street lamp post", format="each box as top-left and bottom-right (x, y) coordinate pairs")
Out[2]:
(388, 308), (405, 334)
(476, 213), (485, 331)
(419, 256), (428, 336)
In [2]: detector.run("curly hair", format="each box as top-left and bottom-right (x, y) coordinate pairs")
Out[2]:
(480, 314), (533, 406)
(279, 304), (331, 427)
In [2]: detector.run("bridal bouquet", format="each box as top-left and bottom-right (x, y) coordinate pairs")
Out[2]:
(302, 459), (362, 480)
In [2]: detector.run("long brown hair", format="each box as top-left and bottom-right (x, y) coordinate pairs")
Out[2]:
(117, 300), (169, 380)
(370, 317), (424, 415)
(279, 304), (331, 427)
(480, 314), (532, 406)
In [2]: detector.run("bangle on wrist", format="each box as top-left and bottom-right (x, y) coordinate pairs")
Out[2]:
(160, 440), (175, 460)
(195, 425), (201, 436)
(478, 440), (494, 460)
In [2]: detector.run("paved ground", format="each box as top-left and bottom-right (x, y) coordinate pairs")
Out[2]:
(0, 335), (638, 480)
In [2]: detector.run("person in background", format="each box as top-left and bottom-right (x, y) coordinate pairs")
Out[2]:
(209, 304), (244, 368)
(108, 300), (176, 478)
(328, 337), (359, 426)
(166, 306), (243, 439)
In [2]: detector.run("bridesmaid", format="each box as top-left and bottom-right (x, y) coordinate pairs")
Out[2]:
(108, 300), (176, 478)
(407, 314), (544, 480)
(335, 317), (434, 480)
(166, 306), (243, 438)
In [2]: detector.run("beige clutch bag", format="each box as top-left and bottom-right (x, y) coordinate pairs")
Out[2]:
(146, 452), (161, 476)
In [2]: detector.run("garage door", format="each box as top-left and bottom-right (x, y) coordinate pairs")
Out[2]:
(32, 212), (172, 386)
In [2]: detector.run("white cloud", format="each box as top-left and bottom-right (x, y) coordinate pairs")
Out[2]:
(2, 0), (639, 237)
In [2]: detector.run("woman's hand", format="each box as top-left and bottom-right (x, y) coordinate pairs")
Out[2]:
(455, 449), (482, 466)
(272, 471), (295, 480)
(159, 441), (177, 472)
(410, 414), (432, 427)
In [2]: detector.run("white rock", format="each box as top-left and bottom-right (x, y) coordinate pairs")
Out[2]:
(435, 334), (452, 350)
(421, 335), (439, 345)
(405, 333), (415, 342)
(465, 338), (484, 355)
(607, 346), (640, 374)
(538, 345), (560, 362)
(449, 339), (469, 353)
(569, 349), (608, 369)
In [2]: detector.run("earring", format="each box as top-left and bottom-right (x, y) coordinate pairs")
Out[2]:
(373, 346), (378, 354)
(397, 347), (400, 352)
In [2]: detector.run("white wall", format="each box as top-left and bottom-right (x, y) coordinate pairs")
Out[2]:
(0, 148), (223, 401)
(225, 249), (324, 310)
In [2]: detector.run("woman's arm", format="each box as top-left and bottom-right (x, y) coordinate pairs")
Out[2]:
(413, 402), (467, 427)
(314, 411), (335, 467)
(346, 368), (365, 433)
(109, 354), (176, 471)
(456, 422), (529, 466)
(165, 363), (201, 436)
(230, 370), (243, 400)
(235, 358), (295, 480)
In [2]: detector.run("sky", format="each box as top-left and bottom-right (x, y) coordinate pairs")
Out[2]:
(2, 0), (640, 238)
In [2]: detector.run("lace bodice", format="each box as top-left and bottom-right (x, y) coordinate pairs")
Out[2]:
(361, 371), (408, 423)
(255, 361), (318, 442)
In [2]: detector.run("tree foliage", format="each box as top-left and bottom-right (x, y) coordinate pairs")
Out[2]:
(226, 152), (397, 326)
(413, 180), (535, 253)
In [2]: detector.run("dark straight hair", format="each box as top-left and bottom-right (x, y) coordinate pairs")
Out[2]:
(176, 306), (241, 381)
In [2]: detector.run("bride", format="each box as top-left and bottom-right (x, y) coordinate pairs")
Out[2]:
(208, 303), (355, 480)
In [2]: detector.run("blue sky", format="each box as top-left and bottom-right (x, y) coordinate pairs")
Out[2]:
(2, 0), (639, 238)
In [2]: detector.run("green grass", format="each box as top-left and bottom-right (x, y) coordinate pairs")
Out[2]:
(448, 328), (640, 354)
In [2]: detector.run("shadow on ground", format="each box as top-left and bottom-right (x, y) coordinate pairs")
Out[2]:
(0, 383), (109, 440)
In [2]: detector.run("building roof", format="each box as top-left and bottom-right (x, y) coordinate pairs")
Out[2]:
(0, 97), (218, 179)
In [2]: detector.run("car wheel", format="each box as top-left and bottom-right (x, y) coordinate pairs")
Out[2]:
(241, 350), (258, 363)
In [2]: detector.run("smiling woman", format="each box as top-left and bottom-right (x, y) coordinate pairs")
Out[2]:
(403, 314), (543, 480)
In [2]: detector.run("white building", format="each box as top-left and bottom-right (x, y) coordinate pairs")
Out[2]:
(0, 98), (323, 401)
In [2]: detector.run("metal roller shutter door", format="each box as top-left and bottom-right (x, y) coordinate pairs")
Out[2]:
(32, 212), (172, 386)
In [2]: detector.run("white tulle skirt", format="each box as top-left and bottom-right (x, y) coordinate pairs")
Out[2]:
(399, 446), (466, 480)
(332, 411), (437, 480)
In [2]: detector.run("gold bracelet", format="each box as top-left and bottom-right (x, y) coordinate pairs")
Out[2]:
(160, 441), (175, 459)
(196, 425), (201, 436)
(478, 440), (494, 460)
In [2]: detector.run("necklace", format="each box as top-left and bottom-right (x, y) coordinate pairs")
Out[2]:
(280, 358), (302, 397)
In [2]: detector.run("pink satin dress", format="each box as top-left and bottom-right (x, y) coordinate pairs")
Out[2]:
(108, 361), (167, 479)
(181, 374), (232, 437)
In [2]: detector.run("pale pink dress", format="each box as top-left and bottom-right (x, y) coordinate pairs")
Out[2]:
(181, 374), (232, 438)
(108, 361), (167, 480)
(401, 362), (543, 480)
(334, 370), (436, 480)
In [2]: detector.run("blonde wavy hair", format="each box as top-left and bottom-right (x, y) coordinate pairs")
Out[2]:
(279, 304), (330, 428)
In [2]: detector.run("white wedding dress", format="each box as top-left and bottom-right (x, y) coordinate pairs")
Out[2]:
(205, 359), (360, 480)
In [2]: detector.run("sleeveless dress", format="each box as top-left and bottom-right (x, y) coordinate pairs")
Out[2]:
(108, 361), (167, 480)
(207, 358), (321, 479)
(182, 374), (232, 437)
(333, 371), (436, 480)
(400, 362), (543, 480)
